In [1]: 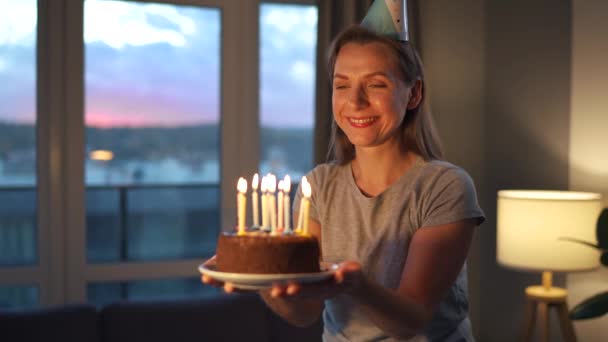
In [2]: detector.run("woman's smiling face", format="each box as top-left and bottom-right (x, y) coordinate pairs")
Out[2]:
(332, 41), (419, 150)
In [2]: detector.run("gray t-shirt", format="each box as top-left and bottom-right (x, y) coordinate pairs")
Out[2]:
(294, 159), (485, 342)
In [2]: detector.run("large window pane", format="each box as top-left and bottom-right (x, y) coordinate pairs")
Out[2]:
(84, 1), (221, 263)
(0, 0), (38, 266)
(0, 285), (38, 309)
(259, 4), (318, 179)
(87, 277), (219, 307)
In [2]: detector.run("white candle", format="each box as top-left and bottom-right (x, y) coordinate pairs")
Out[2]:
(237, 177), (247, 235)
(261, 176), (268, 229)
(251, 173), (260, 227)
(268, 174), (277, 232)
(297, 199), (304, 232)
(301, 176), (312, 235)
(283, 175), (291, 232)
(277, 180), (284, 233)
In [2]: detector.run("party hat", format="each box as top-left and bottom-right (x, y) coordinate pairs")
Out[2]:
(361, 0), (408, 41)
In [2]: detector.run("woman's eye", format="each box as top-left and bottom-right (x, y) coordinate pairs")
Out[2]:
(334, 85), (348, 90)
(369, 84), (386, 88)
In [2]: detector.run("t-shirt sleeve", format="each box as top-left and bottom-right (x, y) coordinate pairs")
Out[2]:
(420, 167), (485, 228)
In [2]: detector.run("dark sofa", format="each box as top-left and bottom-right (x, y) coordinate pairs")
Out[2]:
(0, 293), (323, 342)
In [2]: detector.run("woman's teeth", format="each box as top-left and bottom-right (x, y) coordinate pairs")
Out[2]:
(349, 117), (377, 124)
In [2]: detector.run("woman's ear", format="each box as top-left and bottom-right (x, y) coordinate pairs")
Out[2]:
(406, 79), (423, 110)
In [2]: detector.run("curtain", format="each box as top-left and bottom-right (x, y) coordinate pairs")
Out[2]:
(312, 0), (420, 164)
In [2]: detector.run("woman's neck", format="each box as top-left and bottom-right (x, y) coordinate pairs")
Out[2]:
(351, 145), (419, 197)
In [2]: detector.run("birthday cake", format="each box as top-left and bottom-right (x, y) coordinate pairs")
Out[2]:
(214, 173), (318, 274)
(216, 231), (320, 274)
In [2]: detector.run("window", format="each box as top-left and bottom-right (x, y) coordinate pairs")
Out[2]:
(0, 0), (39, 309)
(84, 1), (221, 267)
(0, 0), (319, 309)
(259, 3), (317, 179)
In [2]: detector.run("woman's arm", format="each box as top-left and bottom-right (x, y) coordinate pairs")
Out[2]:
(258, 217), (325, 327)
(349, 218), (476, 339)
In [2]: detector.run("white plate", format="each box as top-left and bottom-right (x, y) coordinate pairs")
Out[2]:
(199, 261), (338, 290)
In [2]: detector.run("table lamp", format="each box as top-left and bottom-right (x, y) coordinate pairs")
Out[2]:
(497, 190), (602, 342)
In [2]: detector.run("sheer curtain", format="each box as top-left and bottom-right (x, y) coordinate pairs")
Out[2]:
(313, 0), (420, 164)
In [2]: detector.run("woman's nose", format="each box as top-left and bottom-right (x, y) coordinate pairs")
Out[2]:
(347, 85), (369, 109)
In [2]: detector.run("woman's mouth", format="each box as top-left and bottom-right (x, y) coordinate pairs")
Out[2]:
(348, 117), (378, 128)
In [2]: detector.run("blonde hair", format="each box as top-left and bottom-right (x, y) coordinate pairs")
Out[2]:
(327, 25), (443, 164)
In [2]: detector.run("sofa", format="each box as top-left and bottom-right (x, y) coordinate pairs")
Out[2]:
(0, 293), (323, 342)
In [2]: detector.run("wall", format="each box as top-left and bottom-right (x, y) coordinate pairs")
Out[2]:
(419, 0), (584, 341)
(483, 1), (573, 341)
(415, 0), (486, 337)
(568, 0), (608, 340)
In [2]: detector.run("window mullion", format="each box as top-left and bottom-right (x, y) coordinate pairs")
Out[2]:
(220, 0), (260, 231)
(36, 0), (67, 306)
(62, 0), (86, 303)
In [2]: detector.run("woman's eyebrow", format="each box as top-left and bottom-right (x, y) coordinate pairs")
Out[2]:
(333, 71), (390, 79)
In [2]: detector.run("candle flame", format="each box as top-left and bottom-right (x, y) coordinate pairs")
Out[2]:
(261, 176), (268, 192)
(302, 176), (311, 197)
(252, 173), (259, 190)
(278, 180), (284, 191)
(237, 177), (247, 193)
(283, 175), (291, 192)
(268, 174), (277, 192)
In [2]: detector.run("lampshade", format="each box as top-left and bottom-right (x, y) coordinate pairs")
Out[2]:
(497, 190), (602, 272)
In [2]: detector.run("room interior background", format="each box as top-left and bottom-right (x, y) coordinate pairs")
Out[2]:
(1, 0), (607, 341)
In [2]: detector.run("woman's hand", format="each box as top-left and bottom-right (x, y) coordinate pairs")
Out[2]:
(268, 261), (365, 300)
(200, 256), (252, 293)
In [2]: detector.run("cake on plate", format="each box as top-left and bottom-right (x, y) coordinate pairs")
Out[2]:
(216, 231), (320, 274)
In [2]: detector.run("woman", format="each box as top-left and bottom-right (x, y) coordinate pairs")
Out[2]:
(206, 25), (484, 342)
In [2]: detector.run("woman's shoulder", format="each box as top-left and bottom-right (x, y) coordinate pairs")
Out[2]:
(415, 159), (478, 193)
(307, 161), (346, 180)
(419, 159), (472, 179)
(303, 162), (350, 194)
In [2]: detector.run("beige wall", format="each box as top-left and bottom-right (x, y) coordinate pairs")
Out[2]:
(568, 0), (608, 340)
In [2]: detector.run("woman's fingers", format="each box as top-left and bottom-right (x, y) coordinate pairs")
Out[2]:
(270, 283), (287, 297)
(335, 261), (362, 283)
(286, 282), (301, 295)
(224, 282), (235, 293)
(201, 274), (224, 288)
(201, 274), (212, 284)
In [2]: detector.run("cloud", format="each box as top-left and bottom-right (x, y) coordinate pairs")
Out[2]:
(84, 0), (198, 49)
(0, 1), (319, 128)
(290, 60), (314, 84)
(0, 0), (37, 47)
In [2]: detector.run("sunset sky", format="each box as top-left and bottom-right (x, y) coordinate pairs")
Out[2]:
(0, 0), (317, 128)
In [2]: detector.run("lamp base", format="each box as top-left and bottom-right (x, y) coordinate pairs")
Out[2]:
(525, 285), (567, 302)
(521, 286), (576, 342)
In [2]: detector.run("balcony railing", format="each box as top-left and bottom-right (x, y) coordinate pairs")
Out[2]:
(0, 183), (221, 266)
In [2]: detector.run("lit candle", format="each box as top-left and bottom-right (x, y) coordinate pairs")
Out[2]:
(277, 180), (284, 234)
(283, 175), (291, 232)
(301, 176), (312, 236)
(261, 176), (269, 229)
(268, 174), (277, 232)
(251, 173), (260, 227)
(237, 177), (248, 235)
